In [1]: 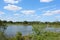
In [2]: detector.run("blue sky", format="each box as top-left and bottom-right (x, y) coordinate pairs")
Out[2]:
(0, 0), (60, 22)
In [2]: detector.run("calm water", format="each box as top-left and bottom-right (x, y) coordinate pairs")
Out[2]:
(45, 27), (60, 32)
(4, 25), (32, 37)
(0, 25), (60, 37)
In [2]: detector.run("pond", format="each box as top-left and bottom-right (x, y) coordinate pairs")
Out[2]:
(45, 27), (60, 32)
(4, 25), (32, 37)
(0, 25), (60, 37)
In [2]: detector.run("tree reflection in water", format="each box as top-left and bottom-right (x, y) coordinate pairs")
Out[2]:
(0, 25), (7, 40)
(0, 25), (7, 32)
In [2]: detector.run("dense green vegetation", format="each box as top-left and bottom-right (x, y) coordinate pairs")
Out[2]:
(0, 20), (60, 40)
(31, 24), (60, 40)
(0, 20), (60, 25)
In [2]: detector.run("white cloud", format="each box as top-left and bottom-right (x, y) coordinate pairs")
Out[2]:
(14, 13), (19, 16)
(6, 17), (13, 21)
(40, 0), (53, 2)
(4, 0), (20, 4)
(43, 10), (60, 16)
(38, 5), (56, 11)
(4, 4), (22, 11)
(55, 16), (60, 21)
(55, 16), (60, 18)
(21, 10), (35, 15)
(43, 11), (53, 16)
(0, 11), (5, 15)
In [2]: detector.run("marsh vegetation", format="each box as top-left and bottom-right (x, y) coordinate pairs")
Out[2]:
(0, 20), (60, 40)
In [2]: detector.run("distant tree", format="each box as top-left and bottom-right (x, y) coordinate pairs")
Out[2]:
(24, 21), (28, 24)
(8, 21), (13, 23)
(0, 20), (2, 23)
(0, 20), (3, 26)
(3, 20), (7, 23)
(45, 22), (48, 24)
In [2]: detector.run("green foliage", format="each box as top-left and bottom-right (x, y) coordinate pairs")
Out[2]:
(16, 32), (22, 40)
(31, 24), (60, 40)
(0, 32), (7, 40)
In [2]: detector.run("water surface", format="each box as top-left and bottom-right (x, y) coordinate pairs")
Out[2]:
(0, 25), (60, 37)
(45, 27), (60, 32)
(4, 25), (32, 37)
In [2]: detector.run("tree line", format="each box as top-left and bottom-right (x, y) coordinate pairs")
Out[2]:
(0, 20), (60, 25)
